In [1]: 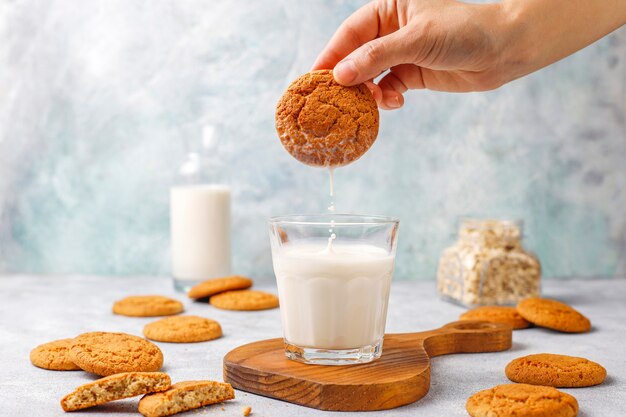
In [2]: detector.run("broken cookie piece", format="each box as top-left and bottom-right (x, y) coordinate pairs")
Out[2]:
(138, 380), (235, 417)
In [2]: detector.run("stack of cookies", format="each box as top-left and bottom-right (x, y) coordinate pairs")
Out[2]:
(460, 297), (605, 417)
(187, 275), (279, 311)
(30, 331), (165, 377)
(459, 297), (592, 333)
(516, 297), (591, 333)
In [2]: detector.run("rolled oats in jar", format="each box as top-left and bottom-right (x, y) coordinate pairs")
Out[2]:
(437, 219), (541, 307)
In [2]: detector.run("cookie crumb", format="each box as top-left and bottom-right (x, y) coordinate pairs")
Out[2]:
(243, 406), (252, 416)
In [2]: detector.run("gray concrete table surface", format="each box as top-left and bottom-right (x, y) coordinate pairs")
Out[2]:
(1, 275), (625, 417)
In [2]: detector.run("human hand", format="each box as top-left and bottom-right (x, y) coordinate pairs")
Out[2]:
(313, 0), (626, 110)
(312, 0), (510, 109)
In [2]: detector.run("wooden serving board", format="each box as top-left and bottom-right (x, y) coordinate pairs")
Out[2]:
(223, 320), (512, 411)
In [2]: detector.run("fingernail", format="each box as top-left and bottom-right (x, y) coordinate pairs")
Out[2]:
(387, 95), (402, 108)
(333, 59), (358, 84)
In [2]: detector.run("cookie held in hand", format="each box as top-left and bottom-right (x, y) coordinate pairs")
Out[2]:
(276, 70), (379, 167)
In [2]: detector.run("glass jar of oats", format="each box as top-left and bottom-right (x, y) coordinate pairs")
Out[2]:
(437, 219), (541, 307)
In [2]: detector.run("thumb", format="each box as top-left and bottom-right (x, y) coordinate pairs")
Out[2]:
(333, 28), (411, 86)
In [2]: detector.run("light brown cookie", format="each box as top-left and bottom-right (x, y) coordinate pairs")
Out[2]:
(69, 332), (164, 376)
(506, 353), (607, 387)
(113, 295), (184, 317)
(275, 69), (379, 167)
(188, 276), (253, 299)
(517, 298), (591, 333)
(466, 383), (578, 417)
(460, 306), (531, 330)
(60, 372), (171, 411)
(209, 290), (279, 311)
(30, 338), (80, 371)
(138, 380), (235, 417)
(143, 315), (222, 343)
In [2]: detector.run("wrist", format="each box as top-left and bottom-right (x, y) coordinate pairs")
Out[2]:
(490, 1), (535, 84)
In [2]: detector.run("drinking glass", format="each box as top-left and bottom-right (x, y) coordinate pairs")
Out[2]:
(269, 214), (399, 365)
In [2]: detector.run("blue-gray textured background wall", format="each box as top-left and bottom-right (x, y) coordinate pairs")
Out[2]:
(0, 0), (625, 280)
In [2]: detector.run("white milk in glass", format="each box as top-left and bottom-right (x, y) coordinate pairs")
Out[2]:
(170, 125), (231, 291)
(170, 185), (231, 290)
(272, 242), (394, 349)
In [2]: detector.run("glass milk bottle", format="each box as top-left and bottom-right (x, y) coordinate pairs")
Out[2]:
(170, 126), (231, 291)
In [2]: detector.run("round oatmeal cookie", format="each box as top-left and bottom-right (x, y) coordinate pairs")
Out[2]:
(30, 338), (81, 371)
(188, 276), (253, 299)
(275, 69), (379, 167)
(143, 315), (222, 343)
(69, 332), (163, 376)
(517, 298), (591, 333)
(466, 383), (578, 417)
(210, 290), (279, 311)
(506, 353), (606, 387)
(460, 306), (531, 330)
(113, 295), (184, 317)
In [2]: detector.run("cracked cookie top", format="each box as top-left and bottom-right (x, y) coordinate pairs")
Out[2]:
(275, 70), (379, 167)
(466, 383), (578, 417)
(69, 332), (163, 376)
(112, 295), (184, 317)
(516, 298), (591, 333)
(505, 353), (606, 387)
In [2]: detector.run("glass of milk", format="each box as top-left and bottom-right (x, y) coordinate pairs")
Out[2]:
(269, 214), (399, 365)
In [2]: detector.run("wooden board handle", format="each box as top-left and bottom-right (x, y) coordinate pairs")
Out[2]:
(396, 320), (512, 357)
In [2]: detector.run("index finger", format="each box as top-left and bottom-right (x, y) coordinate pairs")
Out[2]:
(312, 1), (388, 70)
